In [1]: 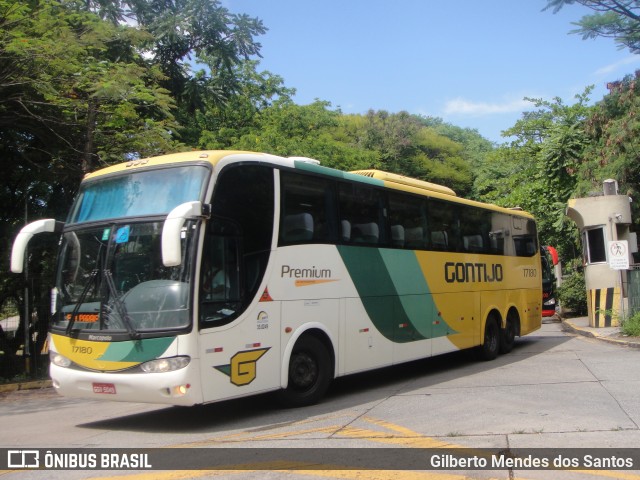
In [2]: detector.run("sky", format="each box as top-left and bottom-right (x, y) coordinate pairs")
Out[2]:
(224, 0), (640, 143)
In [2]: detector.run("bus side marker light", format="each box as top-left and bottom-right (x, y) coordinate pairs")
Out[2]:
(285, 327), (292, 334)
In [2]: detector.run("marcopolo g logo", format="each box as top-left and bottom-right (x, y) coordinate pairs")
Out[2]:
(214, 348), (270, 386)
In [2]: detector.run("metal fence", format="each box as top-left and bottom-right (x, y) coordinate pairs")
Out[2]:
(628, 266), (640, 317)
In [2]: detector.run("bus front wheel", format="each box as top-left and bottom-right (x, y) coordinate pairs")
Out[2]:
(277, 335), (332, 408)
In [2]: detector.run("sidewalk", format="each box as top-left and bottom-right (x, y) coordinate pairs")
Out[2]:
(561, 316), (640, 348)
(0, 378), (51, 394)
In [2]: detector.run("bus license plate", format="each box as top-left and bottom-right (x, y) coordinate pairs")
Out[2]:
(93, 383), (116, 394)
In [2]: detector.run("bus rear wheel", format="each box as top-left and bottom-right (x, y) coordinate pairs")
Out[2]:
(277, 335), (332, 408)
(500, 312), (517, 354)
(478, 316), (500, 361)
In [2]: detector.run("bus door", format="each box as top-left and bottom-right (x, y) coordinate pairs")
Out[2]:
(197, 164), (280, 403)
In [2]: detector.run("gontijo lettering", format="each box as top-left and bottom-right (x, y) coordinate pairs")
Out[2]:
(445, 262), (504, 283)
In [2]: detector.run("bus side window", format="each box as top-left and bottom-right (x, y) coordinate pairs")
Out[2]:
(513, 218), (538, 257)
(279, 171), (337, 245)
(338, 183), (386, 246)
(459, 208), (492, 254)
(388, 192), (428, 250)
(427, 199), (459, 252)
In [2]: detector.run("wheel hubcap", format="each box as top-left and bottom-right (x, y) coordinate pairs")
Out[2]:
(290, 352), (317, 390)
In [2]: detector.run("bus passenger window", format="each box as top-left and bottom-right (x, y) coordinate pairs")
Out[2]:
(427, 200), (459, 251)
(459, 208), (492, 254)
(282, 213), (314, 243)
(279, 171), (336, 245)
(388, 192), (428, 250)
(338, 183), (386, 246)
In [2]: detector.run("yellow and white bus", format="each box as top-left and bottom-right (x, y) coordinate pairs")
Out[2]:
(11, 150), (541, 407)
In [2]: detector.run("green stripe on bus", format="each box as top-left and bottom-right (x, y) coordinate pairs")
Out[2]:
(337, 246), (456, 342)
(99, 337), (175, 362)
(294, 160), (385, 187)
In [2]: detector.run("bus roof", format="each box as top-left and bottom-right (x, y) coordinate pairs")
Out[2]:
(83, 150), (534, 220)
(82, 150), (266, 180)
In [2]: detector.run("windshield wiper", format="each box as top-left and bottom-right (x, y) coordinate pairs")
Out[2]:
(103, 270), (140, 340)
(66, 269), (98, 335)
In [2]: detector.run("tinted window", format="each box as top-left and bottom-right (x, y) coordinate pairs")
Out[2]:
(427, 199), (460, 251)
(211, 165), (274, 254)
(388, 193), (428, 249)
(201, 165), (275, 327)
(279, 171), (337, 245)
(338, 183), (387, 246)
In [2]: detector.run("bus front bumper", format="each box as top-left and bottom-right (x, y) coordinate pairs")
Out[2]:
(50, 360), (204, 406)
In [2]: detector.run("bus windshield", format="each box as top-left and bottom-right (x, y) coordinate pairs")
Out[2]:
(52, 220), (197, 335)
(68, 165), (210, 224)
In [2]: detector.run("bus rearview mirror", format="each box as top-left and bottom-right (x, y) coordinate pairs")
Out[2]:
(162, 201), (205, 267)
(11, 219), (64, 273)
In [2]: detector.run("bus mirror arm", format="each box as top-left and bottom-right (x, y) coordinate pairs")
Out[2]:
(162, 201), (210, 267)
(11, 219), (64, 273)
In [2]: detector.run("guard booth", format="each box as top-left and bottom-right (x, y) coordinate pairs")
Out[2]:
(566, 180), (637, 327)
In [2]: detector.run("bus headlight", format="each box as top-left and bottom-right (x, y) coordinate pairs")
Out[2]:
(50, 352), (72, 368)
(544, 298), (556, 307)
(140, 356), (190, 373)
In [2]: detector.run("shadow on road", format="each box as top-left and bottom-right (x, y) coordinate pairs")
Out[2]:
(77, 327), (571, 435)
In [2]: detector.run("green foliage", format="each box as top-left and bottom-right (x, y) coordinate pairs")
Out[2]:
(0, 0), (269, 375)
(578, 74), (640, 230)
(621, 311), (640, 337)
(473, 91), (592, 259)
(557, 270), (588, 316)
(545, 1), (640, 53)
(333, 110), (476, 195)
(418, 116), (495, 172)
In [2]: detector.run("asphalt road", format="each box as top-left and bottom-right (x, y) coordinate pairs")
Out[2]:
(1, 321), (639, 480)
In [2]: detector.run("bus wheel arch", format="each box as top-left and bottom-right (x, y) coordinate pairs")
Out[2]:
(500, 307), (520, 354)
(278, 328), (335, 407)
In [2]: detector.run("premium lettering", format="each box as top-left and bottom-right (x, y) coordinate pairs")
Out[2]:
(281, 265), (332, 279)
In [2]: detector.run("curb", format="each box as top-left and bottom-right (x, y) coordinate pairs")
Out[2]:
(0, 379), (52, 394)
(561, 320), (640, 349)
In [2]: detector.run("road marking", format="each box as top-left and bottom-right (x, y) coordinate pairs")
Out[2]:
(80, 415), (640, 480)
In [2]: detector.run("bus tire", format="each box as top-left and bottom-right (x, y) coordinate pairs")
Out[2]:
(478, 316), (500, 361)
(500, 312), (517, 354)
(277, 335), (332, 408)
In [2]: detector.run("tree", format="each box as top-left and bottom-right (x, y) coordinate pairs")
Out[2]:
(545, 1), (640, 221)
(0, 0), (180, 377)
(79, 0), (268, 122)
(224, 100), (380, 171)
(338, 111), (476, 195)
(474, 90), (593, 259)
(193, 61), (295, 149)
(417, 116), (495, 172)
(544, 1), (640, 53)
(579, 73), (640, 227)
